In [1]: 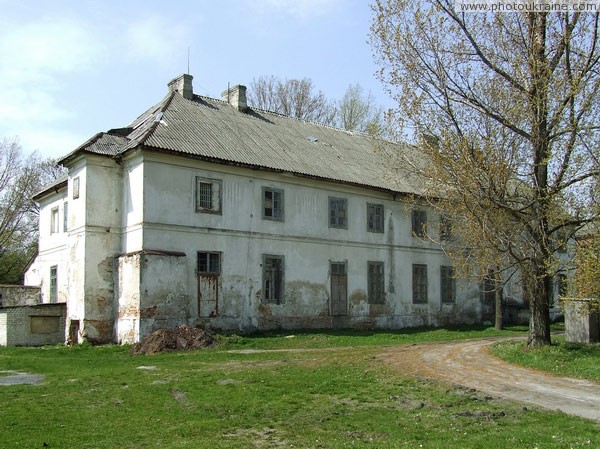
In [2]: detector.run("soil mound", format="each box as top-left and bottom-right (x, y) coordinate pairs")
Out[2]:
(130, 325), (217, 355)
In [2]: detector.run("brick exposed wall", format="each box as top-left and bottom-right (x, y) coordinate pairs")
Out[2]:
(0, 303), (66, 346)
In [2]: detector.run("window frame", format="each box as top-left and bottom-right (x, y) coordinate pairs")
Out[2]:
(50, 207), (59, 235)
(367, 203), (384, 233)
(329, 197), (348, 229)
(49, 265), (58, 303)
(197, 251), (221, 275)
(367, 261), (385, 304)
(412, 264), (428, 304)
(439, 215), (452, 241)
(440, 265), (456, 304)
(262, 254), (285, 304)
(72, 177), (80, 200)
(412, 209), (427, 238)
(262, 187), (284, 221)
(195, 177), (222, 214)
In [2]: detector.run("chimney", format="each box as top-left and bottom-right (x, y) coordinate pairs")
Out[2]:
(221, 85), (248, 111)
(168, 74), (194, 100)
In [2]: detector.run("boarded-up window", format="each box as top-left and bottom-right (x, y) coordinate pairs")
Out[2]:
(367, 203), (384, 233)
(412, 210), (427, 237)
(368, 261), (385, 304)
(329, 197), (348, 229)
(30, 316), (60, 334)
(330, 262), (348, 315)
(195, 177), (222, 214)
(413, 264), (428, 304)
(263, 187), (284, 221)
(72, 176), (80, 199)
(63, 202), (69, 232)
(441, 265), (455, 303)
(263, 255), (284, 304)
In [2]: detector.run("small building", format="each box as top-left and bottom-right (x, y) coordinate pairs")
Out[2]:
(22, 74), (564, 344)
(563, 299), (600, 343)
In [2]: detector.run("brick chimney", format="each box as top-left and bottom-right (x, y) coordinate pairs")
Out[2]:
(168, 74), (193, 100)
(221, 85), (248, 111)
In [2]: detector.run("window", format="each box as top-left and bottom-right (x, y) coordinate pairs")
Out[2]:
(63, 202), (68, 232)
(50, 207), (59, 234)
(367, 203), (384, 233)
(262, 187), (284, 221)
(195, 177), (222, 214)
(412, 264), (428, 304)
(49, 266), (57, 303)
(330, 262), (348, 315)
(329, 197), (348, 229)
(368, 261), (385, 304)
(439, 215), (452, 241)
(197, 252), (221, 274)
(263, 255), (284, 304)
(441, 266), (455, 303)
(412, 210), (427, 237)
(72, 177), (80, 199)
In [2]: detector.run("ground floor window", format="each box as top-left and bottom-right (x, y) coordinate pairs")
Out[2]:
(49, 266), (57, 303)
(412, 264), (428, 304)
(263, 255), (284, 304)
(368, 261), (385, 304)
(198, 251), (221, 274)
(440, 265), (455, 303)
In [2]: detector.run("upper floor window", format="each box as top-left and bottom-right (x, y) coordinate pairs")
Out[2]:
(72, 177), (80, 199)
(439, 215), (452, 241)
(196, 177), (222, 214)
(367, 203), (384, 233)
(329, 197), (348, 229)
(63, 202), (69, 232)
(50, 207), (59, 234)
(412, 210), (427, 238)
(262, 187), (284, 221)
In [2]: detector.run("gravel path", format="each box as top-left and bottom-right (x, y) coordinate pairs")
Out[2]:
(381, 338), (600, 421)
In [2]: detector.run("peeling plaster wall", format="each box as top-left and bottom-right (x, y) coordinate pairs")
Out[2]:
(138, 154), (488, 333)
(115, 252), (188, 343)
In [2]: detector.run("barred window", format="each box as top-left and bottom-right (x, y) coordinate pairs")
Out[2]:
(196, 177), (222, 214)
(440, 265), (455, 303)
(329, 197), (348, 229)
(198, 252), (221, 274)
(263, 255), (284, 304)
(412, 264), (428, 304)
(368, 261), (385, 304)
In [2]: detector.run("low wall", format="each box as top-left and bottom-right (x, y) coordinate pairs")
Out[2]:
(0, 285), (41, 307)
(563, 298), (600, 343)
(0, 303), (66, 346)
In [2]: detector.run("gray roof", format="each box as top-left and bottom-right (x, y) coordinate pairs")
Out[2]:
(59, 83), (423, 195)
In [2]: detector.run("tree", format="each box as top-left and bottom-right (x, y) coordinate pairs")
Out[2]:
(371, 2), (600, 345)
(337, 84), (383, 133)
(0, 137), (65, 284)
(248, 76), (337, 125)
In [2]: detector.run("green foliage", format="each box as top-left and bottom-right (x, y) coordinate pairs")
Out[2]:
(575, 233), (600, 302)
(1, 329), (598, 448)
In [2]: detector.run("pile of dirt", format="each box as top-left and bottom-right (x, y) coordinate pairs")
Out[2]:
(130, 325), (217, 355)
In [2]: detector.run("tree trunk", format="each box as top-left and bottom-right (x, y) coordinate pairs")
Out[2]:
(495, 280), (503, 331)
(527, 270), (552, 346)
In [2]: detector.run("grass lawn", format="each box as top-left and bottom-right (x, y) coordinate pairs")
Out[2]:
(492, 337), (600, 382)
(1, 327), (598, 449)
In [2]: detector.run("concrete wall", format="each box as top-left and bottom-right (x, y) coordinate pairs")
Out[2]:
(0, 285), (41, 307)
(0, 303), (66, 346)
(564, 299), (600, 343)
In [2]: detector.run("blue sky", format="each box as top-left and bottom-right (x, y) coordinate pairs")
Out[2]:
(0, 0), (392, 159)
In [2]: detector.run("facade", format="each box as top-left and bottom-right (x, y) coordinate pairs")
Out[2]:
(25, 74), (539, 344)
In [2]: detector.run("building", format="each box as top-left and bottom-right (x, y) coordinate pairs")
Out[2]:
(24, 74), (500, 344)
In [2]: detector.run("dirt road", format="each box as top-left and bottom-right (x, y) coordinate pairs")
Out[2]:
(381, 338), (600, 421)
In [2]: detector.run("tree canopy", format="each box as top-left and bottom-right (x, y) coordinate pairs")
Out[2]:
(371, 1), (600, 345)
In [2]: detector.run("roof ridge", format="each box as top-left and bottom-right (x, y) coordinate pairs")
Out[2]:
(193, 94), (370, 137)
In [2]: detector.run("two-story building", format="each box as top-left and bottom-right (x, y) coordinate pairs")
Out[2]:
(25, 74), (496, 344)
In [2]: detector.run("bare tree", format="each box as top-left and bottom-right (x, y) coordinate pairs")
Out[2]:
(0, 137), (65, 283)
(248, 76), (337, 125)
(337, 84), (383, 133)
(371, 2), (600, 345)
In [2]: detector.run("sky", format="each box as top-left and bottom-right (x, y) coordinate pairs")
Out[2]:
(0, 0), (394, 159)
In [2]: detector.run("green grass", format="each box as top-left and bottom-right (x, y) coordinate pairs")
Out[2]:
(492, 336), (600, 382)
(0, 327), (597, 449)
